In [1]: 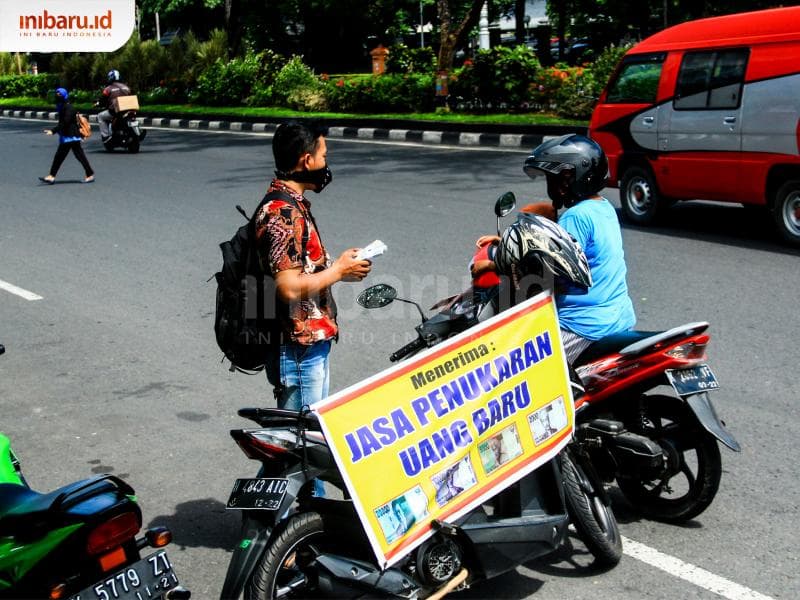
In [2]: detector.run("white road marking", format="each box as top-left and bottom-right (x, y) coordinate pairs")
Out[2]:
(622, 536), (775, 600)
(0, 279), (43, 301)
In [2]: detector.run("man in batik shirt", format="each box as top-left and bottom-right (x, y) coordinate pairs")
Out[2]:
(255, 121), (371, 410)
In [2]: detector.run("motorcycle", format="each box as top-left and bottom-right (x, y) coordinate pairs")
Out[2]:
(220, 404), (603, 599)
(369, 193), (741, 524)
(356, 284), (622, 568)
(0, 344), (189, 600)
(354, 194), (621, 568)
(568, 320), (741, 522)
(96, 105), (146, 153)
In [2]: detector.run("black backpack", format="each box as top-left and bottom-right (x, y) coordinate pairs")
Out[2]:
(213, 190), (307, 373)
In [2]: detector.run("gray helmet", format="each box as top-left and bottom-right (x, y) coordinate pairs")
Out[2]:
(523, 134), (609, 207)
(494, 212), (592, 294)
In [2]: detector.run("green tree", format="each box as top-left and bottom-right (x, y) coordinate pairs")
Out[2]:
(547, 0), (788, 55)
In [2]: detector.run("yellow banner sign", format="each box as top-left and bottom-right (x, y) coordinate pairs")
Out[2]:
(313, 292), (574, 567)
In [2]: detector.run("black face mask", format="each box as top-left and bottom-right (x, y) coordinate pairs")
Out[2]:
(276, 166), (333, 193)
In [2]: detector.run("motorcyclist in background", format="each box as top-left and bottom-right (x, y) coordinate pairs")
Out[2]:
(96, 69), (131, 143)
(473, 134), (636, 362)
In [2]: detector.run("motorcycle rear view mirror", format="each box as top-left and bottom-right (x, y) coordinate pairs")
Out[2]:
(495, 191), (516, 235)
(357, 284), (397, 309)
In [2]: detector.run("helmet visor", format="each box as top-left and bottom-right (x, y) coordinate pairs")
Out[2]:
(524, 159), (574, 180)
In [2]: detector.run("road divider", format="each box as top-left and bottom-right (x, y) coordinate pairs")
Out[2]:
(2, 109), (574, 150)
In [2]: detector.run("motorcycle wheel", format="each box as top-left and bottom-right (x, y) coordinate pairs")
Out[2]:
(618, 394), (722, 523)
(103, 140), (114, 152)
(561, 450), (622, 567)
(127, 138), (140, 153)
(246, 511), (327, 599)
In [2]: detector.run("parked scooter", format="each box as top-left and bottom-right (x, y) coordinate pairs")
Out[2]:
(355, 194), (622, 567)
(221, 406), (591, 599)
(0, 345), (188, 599)
(357, 283), (622, 568)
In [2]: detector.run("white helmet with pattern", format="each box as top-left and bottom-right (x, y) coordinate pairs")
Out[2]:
(494, 213), (592, 293)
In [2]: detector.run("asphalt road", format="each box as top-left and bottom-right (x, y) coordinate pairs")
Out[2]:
(1, 118), (798, 600)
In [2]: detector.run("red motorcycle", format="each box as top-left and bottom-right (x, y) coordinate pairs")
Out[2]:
(568, 321), (740, 522)
(472, 197), (741, 523)
(378, 193), (741, 525)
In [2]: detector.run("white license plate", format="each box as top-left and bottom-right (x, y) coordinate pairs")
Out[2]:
(68, 550), (179, 600)
(666, 364), (720, 396)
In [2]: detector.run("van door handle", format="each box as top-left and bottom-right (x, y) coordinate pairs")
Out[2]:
(643, 116), (655, 124)
(724, 116), (737, 124)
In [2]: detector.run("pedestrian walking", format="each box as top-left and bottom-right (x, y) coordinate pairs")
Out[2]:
(39, 87), (94, 184)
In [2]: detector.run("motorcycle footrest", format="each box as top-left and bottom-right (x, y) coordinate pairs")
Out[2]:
(607, 432), (663, 471)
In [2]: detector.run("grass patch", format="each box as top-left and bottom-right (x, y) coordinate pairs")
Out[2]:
(0, 97), (587, 127)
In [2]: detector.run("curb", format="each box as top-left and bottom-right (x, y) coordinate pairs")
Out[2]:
(1, 108), (584, 149)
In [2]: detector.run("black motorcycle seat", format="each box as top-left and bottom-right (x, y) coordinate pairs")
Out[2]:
(0, 483), (48, 519)
(0, 476), (128, 535)
(238, 407), (322, 431)
(0, 483), (62, 535)
(573, 330), (661, 366)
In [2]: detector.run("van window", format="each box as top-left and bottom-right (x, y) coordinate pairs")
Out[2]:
(674, 48), (748, 110)
(605, 54), (665, 103)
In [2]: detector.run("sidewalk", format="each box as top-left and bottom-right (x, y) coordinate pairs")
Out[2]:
(1, 108), (587, 149)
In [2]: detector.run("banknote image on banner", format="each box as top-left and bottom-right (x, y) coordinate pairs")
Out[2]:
(313, 292), (575, 567)
(0, 0), (135, 52)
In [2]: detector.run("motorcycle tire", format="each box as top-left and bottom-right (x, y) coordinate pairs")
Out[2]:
(103, 141), (114, 152)
(246, 511), (327, 600)
(618, 394), (722, 523)
(127, 138), (140, 153)
(560, 449), (622, 567)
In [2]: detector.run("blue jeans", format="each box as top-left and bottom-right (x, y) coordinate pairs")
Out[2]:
(266, 340), (331, 497)
(267, 340), (331, 411)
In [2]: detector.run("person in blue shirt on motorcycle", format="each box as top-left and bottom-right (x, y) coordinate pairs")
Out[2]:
(525, 134), (636, 360)
(474, 134), (636, 362)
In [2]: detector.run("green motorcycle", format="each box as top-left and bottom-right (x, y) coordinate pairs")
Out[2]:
(0, 344), (189, 600)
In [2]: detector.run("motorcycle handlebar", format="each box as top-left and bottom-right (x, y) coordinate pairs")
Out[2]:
(390, 336), (427, 362)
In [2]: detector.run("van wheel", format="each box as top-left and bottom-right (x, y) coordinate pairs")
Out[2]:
(620, 166), (662, 225)
(772, 180), (800, 247)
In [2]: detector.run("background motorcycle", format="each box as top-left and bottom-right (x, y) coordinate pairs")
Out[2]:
(0, 344), (188, 600)
(95, 104), (146, 153)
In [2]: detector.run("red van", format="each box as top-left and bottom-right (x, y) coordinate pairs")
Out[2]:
(589, 6), (800, 246)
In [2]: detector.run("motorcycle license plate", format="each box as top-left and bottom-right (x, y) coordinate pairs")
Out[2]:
(666, 364), (720, 396)
(226, 478), (288, 510)
(68, 550), (179, 600)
